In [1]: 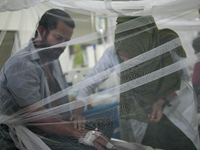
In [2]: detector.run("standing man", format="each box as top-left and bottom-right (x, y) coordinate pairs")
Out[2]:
(0, 9), (117, 150)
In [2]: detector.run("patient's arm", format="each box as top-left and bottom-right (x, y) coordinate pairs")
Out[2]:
(21, 105), (84, 138)
(21, 105), (117, 150)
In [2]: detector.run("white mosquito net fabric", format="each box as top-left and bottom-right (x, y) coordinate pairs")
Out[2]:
(0, 0), (200, 150)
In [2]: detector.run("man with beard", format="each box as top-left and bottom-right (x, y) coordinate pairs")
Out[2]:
(0, 9), (117, 150)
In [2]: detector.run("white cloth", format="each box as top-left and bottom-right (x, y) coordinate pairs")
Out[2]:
(9, 124), (51, 150)
(163, 81), (200, 150)
(111, 138), (163, 150)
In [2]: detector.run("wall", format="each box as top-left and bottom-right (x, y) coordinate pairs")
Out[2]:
(1, 3), (199, 76)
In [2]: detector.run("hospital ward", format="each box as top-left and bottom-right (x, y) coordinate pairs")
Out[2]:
(0, 0), (200, 150)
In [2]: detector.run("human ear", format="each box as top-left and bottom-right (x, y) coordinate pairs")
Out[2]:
(36, 26), (46, 40)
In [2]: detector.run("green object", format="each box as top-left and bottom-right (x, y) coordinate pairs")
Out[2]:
(73, 44), (84, 68)
(115, 16), (186, 121)
(116, 16), (139, 25)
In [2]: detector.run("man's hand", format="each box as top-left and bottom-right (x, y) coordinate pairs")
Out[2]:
(71, 101), (86, 130)
(70, 115), (86, 130)
(79, 131), (118, 150)
(148, 99), (164, 123)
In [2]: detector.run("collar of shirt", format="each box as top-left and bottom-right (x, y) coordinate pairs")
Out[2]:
(27, 39), (40, 62)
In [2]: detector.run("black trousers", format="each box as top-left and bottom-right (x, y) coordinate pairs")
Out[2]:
(142, 115), (197, 150)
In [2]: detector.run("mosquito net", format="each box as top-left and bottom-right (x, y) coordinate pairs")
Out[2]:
(0, 0), (200, 150)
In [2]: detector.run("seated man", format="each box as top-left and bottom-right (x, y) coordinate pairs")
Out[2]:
(0, 9), (117, 150)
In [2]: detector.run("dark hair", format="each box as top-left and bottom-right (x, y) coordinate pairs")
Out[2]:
(34, 9), (75, 37)
(192, 33), (200, 52)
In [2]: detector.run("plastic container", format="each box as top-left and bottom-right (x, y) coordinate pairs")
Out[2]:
(65, 73), (73, 87)
(73, 70), (81, 85)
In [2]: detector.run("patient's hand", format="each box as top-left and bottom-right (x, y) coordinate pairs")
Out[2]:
(70, 115), (86, 130)
(148, 99), (164, 123)
(79, 130), (118, 150)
